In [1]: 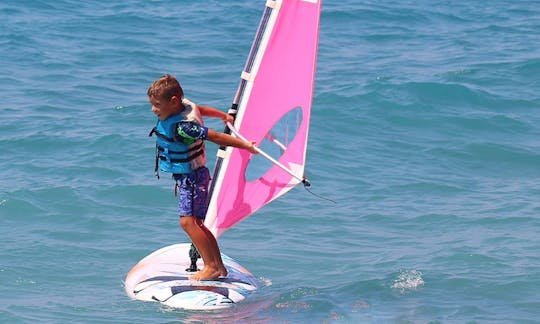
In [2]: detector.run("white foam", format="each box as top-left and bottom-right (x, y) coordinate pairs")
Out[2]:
(391, 269), (425, 291)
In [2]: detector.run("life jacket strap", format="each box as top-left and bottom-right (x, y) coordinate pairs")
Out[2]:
(156, 141), (203, 155)
(149, 127), (174, 142)
(158, 147), (204, 163)
(154, 145), (160, 179)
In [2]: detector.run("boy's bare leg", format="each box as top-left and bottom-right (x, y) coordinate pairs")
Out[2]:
(196, 218), (228, 277)
(180, 216), (222, 280)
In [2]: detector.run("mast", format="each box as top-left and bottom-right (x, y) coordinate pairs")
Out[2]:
(187, 0), (321, 268)
(186, 2), (280, 270)
(205, 1), (283, 234)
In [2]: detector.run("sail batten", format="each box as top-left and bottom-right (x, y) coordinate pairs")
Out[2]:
(205, 0), (321, 237)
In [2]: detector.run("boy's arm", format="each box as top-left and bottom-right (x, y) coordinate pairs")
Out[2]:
(198, 105), (234, 124)
(206, 129), (258, 154)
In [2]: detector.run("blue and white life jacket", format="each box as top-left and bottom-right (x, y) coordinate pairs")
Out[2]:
(148, 98), (206, 177)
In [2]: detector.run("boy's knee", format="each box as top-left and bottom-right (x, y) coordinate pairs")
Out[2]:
(180, 216), (200, 232)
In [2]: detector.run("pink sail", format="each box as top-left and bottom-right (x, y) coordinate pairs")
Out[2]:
(205, 0), (322, 237)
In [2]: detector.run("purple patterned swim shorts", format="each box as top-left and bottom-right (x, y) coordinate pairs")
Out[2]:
(173, 167), (211, 219)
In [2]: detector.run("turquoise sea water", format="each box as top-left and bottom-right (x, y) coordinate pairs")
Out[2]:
(2, 0), (540, 322)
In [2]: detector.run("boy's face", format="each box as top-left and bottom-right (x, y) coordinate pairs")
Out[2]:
(149, 95), (180, 120)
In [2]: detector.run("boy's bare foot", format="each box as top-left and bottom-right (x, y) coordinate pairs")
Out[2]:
(190, 267), (223, 281)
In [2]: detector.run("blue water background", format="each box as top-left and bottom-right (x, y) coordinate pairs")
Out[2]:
(1, 0), (540, 322)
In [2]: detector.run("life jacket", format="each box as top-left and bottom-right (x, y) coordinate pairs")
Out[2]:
(148, 98), (206, 177)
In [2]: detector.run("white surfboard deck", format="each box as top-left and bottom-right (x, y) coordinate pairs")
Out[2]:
(125, 243), (260, 310)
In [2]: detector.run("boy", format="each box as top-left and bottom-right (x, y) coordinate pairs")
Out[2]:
(147, 74), (257, 280)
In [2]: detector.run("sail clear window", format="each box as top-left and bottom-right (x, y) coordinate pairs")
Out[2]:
(245, 106), (303, 181)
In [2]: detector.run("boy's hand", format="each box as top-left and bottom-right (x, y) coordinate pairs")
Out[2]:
(222, 114), (234, 125)
(246, 141), (259, 154)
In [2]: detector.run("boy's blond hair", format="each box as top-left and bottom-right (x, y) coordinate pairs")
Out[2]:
(147, 74), (184, 100)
